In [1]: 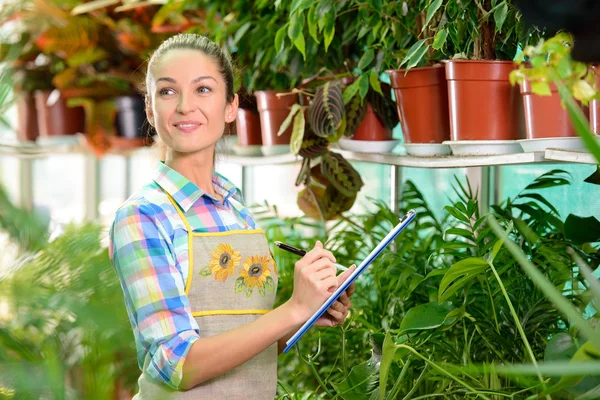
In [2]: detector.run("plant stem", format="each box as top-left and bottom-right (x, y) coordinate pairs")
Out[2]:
(487, 261), (549, 397)
(341, 325), (348, 378)
(484, 276), (500, 333)
(386, 356), (411, 400)
(400, 363), (429, 400)
(339, 214), (365, 232)
(307, 357), (335, 398)
(397, 344), (493, 400)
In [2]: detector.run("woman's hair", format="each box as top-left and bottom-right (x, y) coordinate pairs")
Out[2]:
(143, 34), (237, 161)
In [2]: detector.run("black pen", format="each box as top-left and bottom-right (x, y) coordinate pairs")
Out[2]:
(274, 241), (348, 271)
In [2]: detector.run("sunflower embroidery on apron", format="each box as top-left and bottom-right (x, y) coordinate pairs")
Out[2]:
(135, 194), (278, 400)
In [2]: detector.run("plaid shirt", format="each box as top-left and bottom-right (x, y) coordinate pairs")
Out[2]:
(109, 162), (256, 389)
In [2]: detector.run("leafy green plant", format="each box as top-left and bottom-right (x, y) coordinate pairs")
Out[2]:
(0, 186), (138, 399)
(274, 170), (599, 399)
(399, 0), (545, 70)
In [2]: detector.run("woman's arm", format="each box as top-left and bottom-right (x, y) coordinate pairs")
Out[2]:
(180, 242), (339, 390)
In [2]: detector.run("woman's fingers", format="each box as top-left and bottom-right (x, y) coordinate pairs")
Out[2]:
(338, 291), (350, 307)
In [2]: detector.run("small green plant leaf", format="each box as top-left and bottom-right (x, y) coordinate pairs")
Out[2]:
(233, 21), (252, 45)
(445, 228), (474, 239)
(294, 32), (306, 60)
(323, 7), (336, 51)
(400, 302), (455, 333)
(531, 81), (552, 96)
(494, 2), (509, 32)
(406, 46), (429, 71)
(343, 80), (361, 105)
(444, 205), (470, 223)
(358, 49), (375, 70)
(369, 70), (382, 95)
(358, 74), (369, 100)
(400, 39), (425, 68)
(307, 4), (319, 43)
(432, 28), (448, 50)
(290, 111), (305, 155)
(277, 104), (302, 137)
(275, 25), (287, 52)
(422, 0), (443, 33)
(287, 12), (304, 41)
(290, 0), (312, 14)
(438, 258), (489, 303)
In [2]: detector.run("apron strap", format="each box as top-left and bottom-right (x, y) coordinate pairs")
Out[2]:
(165, 192), (194, 295)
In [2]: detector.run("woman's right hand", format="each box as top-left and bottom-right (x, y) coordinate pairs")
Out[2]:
(288, 240), (338, 322)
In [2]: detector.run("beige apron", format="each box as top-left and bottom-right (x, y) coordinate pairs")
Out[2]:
(134, 195), (278, 399)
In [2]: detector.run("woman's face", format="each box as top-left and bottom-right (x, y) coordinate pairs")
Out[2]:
(146, 49), (237, 155)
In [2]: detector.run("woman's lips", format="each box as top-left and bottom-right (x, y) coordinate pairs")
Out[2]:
(173, 121), (202, 133)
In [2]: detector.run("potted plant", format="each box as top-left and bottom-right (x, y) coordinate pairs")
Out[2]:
(0, 3), (84, 142)
(438, 0), (541, 145)
(511, 32), (599, 148)
(382, 0), (453, 152)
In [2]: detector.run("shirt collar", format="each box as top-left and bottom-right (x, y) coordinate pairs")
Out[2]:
(153, 162), (243, 212)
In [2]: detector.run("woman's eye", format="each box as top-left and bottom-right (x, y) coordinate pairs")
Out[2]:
(197, 86), (211, 94)
(159, 88), (175, 96)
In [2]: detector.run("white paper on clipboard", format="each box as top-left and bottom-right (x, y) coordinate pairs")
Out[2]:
(283, 209), (417, 353)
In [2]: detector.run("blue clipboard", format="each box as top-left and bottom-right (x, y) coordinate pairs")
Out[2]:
(283, 209), (417, 353)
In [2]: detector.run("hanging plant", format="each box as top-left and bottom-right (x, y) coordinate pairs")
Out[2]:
(309, 81), (344, 138)
(299, 128), (330, 159)
(320, 151), (364, 198)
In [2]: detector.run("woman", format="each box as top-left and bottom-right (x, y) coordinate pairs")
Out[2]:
(109, 33), (356, 399)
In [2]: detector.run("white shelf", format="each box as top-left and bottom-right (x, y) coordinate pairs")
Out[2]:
(1, 140), (597, 168)
(544, 149), (598, 164)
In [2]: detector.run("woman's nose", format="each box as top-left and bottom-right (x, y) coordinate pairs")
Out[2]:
(176, 93), (195, 114)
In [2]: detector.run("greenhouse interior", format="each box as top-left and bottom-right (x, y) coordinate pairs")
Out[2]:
(0, 1), (599, 399)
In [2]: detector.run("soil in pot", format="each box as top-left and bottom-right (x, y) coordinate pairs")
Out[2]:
(387, 65), (450, 144)
(445, 60), (524, 141)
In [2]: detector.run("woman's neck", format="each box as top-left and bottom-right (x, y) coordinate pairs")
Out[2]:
(165, 148), (220, 199)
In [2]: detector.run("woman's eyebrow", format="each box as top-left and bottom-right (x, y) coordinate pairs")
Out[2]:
(155, 76), (218, 84)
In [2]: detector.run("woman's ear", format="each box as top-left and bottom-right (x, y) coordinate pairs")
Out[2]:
(145, 95), (155, 127)
(225, 93), (239, 123)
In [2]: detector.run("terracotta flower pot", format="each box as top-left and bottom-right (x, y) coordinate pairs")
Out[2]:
(589, 65), (600, 134)
(34, 90), (85, 137)
(445, 60), (524, 141)
(236, 107), (262, 146)
(387, 65), (450, 143)
(520, 80), (578, 139)
(352, 104), (393, 141)
(255, 90), (298, 146)
(17, 92), (39, 142)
